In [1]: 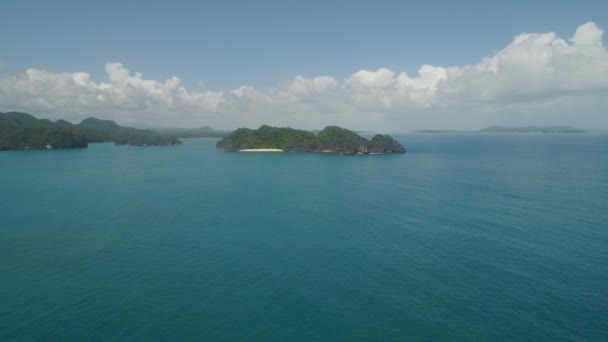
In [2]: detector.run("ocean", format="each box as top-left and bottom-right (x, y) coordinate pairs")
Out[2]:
(1, 134), (607, 340)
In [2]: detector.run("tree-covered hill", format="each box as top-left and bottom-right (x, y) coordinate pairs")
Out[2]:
(0, 112), (181, 151)
(0, 125), (88, 150)
(72, 117), (182, 146)
(216, 125), (406, 154)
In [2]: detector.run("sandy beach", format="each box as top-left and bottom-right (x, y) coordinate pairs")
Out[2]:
(239, 149), (284, 152)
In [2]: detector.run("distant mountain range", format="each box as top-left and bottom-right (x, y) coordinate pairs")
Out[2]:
(415, 125), (585, 134)
(152, 126), (229, 138)
(0, 112), (182, 151)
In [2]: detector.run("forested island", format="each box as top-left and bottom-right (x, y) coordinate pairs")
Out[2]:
(0, 112), (182, 151)
(217, 125), (406, 154)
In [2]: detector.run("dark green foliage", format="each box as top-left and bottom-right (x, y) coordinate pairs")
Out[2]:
(216, 125), (318, 151)
(54, 119), (73, 128)
(217, 125), (406, 154)
(0, 125), (87, 150)
(78, 117), (122, 130)
(0, 112), (181, 151)
(111, 134), (181, 146)
(74, 117), (182, 146)
(44, 129), (88, 148)
(315, 126), (369, 154)
(368, 135), (407, 153)
(0, 111), (55, 129)
(0, 113), (88, 150)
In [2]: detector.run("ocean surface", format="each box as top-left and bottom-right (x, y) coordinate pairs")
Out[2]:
(1, 134), (607, 340)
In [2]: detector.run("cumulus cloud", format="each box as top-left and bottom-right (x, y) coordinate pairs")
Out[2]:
(1, 22), (607, 130)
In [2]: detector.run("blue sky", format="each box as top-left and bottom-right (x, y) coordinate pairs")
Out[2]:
(1, 0), (608, 130)
(2, 0), (606, 88)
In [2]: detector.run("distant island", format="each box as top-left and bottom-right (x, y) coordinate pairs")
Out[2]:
(479, 126), (585, 133)
(152, 126), (229, 138)
(415, 125), (585, 134)
(0, 112), (182, 151)
(217, 125), (405, 154)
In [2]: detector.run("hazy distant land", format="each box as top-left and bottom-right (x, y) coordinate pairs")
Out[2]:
(415, 125), (586, 134)
(152, 126), (229, 138)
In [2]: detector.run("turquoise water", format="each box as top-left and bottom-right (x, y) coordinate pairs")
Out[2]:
(1, 134), (607, 340)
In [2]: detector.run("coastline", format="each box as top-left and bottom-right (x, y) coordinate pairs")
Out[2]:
(239, 148), (284, 152)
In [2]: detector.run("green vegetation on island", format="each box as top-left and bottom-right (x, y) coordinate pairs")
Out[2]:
(0, 112), (182, 151)
(74, 117), (182, 146)
(216, 125), (406, 154)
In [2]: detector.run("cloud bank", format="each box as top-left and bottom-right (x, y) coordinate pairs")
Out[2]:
(1, 22), (607, 131)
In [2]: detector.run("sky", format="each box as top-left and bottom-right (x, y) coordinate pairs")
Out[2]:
(1, 0), (608, 131)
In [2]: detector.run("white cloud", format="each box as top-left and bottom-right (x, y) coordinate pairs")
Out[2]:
(1, 22), (607, 130)
(0, 60), (6, 68)
(437, 22), (608, 106)
(347, 68), (395, 89)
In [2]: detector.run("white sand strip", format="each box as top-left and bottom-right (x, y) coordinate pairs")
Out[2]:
(239, 148), (284, 152)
